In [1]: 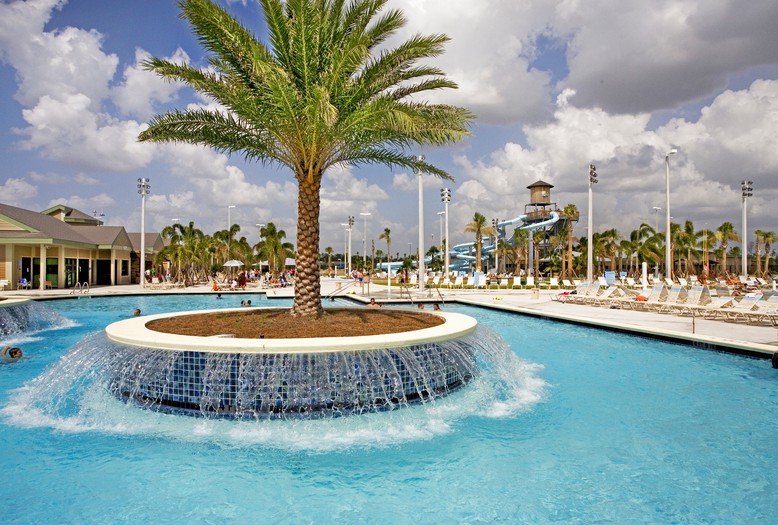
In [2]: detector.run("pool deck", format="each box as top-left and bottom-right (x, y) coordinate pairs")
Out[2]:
(4, 279), (777, 358)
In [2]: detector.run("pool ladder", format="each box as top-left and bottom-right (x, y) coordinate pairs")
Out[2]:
(70, 281), (90, 295)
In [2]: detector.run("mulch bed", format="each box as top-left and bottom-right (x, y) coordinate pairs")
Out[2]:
(146, 308), (444, 339)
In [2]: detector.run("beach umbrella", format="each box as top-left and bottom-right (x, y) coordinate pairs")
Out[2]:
(224, 260), (244, 267)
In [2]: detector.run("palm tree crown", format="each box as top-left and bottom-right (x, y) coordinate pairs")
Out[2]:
(138, 0), (473, 317)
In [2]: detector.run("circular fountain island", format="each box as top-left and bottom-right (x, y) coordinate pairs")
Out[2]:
(105, 307), (485, 419)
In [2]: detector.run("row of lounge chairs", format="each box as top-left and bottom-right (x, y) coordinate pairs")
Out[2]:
(146, 277), (185, 290)
(557, 281), (778, 326)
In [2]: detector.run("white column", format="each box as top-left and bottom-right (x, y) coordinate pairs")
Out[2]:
(137, 178), (150, 288)
(38, 244), (46, 290)
(664, 149), (677, 280)
(587, 164), (596, 283)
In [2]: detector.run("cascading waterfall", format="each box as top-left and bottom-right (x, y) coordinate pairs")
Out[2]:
(12, 325), (543, 422)
(0, 300), (72, 336)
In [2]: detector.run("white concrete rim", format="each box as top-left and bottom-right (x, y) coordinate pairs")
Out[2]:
(0, 297), (31, 309)
(105, 307), (478, 354)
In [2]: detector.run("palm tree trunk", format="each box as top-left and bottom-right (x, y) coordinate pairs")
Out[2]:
(291, 176), (323, 318)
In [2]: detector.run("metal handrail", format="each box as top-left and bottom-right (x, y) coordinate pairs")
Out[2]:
(324, 279), (358, 300)
(430, 282), (445, 304)
(70, 282), (81, 295)
(81, 282), (90, 294)
(398, 283), (414, 304)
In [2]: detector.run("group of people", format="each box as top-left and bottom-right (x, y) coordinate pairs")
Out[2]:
(366, 298), (441, 310)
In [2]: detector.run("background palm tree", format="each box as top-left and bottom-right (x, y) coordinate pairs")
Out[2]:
(139, 0), (472, 318)
(754, 229), (765, 275)
(464, 212), (496, 273)
(512, 228), (529, 275)
(379, 228), (392, 278)
(496, 238), (513, 274)
(157, 220), (209, 284)
(324, 246), (333, 273)
(762, 231), (776, 276)
(255, 223), (294, 276)
(715, 222), (739, 276)
(532, 230), (544, 278)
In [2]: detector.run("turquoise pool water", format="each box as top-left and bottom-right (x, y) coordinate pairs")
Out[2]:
(1, 294), (777, 524)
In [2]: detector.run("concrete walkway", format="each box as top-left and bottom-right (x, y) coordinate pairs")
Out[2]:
(5, 278), (777, 358)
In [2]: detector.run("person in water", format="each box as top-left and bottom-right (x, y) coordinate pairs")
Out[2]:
(2, 345), (23, 360)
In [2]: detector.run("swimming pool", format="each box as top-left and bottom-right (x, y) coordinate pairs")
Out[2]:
(2, 294), (776, 523)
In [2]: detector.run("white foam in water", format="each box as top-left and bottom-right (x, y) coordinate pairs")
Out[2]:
(1, 328), (548, 452)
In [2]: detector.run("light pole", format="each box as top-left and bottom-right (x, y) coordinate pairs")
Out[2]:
(441, 188), (451, 277)
(340, 223), (349, 276)
(360, 212), (371, 268)
(741, 180), (753, 276)
(437, 211), (445, 271)
(587, 164), (597, 283)
(347, 215), (354, 275)
(226, 204), (236, 262)
(492, 218), (500, 273)
(652, 206), (661, 276)
(664, 148), (677, 280)
(416, 155), (426, 291)
(137, 178), (151, 288)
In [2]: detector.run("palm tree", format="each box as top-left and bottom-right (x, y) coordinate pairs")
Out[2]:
(464, 212), (496, 273)
(762, 231), (776, 276)
(754, 229), (765, 275)
(158, 220), (209, 284)
(512, 228), (529, 275)
(532, 229), (544, 278)
(496, 239), (513, 274)
(379, 228), (392, 278)
(138, 0), (472, 318)
(673, 220), (702, 277)
(324, 246), (334, 273)
(715, 222), (739, 277)
(256, 223), (294, 275)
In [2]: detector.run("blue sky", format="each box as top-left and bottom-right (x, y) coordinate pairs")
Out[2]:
(1, 0), (776, 258)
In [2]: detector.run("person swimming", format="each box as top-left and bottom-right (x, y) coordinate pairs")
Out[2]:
(2, 345), (23, 360)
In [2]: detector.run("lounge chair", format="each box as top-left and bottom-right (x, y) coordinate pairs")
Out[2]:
(525, 276), (535, 289)
(618, 283), (667, 311)
(498, 277), (509, 289)
(588, 285), (624, 306)
(512, 276), (522, 289)
(567, 282), (600, 304)
(714, 294), (764, 323)
(561, 279), (574, 289)
(452, 275), (464, 289)
(669, 285), (710, 316)
(656, 285), (688, 313)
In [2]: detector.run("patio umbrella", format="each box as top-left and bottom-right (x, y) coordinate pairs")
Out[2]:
(223, 260), (244, 267)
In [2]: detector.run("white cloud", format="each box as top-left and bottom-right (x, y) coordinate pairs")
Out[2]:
(0, 0), (117, 111)
(17, 94), (155, 171)
(46, 193), (115, 214)
(556, 0), (778, 114)
(112, 47), (189, 120)
(0, 177), (38, 203)
(450, 80), (778, 238)
(392, 0), (555, 124)
(29, 171), (69, 184)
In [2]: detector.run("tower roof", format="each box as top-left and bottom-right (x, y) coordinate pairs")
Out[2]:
(526, 180), (554, 190)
